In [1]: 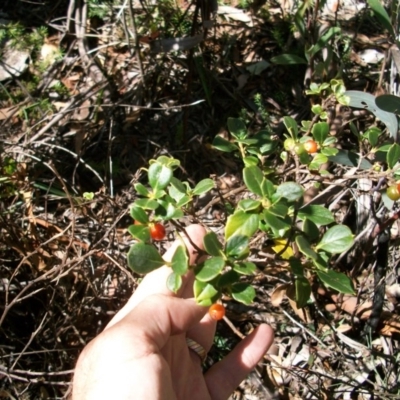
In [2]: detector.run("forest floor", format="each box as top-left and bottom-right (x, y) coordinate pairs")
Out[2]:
(1, 0), (400, 399)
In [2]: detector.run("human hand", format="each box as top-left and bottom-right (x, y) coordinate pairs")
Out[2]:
(72, 224), (274, 399)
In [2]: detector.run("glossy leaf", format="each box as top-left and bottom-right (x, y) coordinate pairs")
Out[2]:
(134, 183), (149, 196)
(233, 261), (256, 275)
(193, 179), (214, 195)
(148, 162), (173, 190)
(227, 118), (247, 139)
(225, 235), (249, 258)
(298, 205), (334, 225)
(316, 270), (354, 294)
(195, 257), (225, 282)
(217, 270), (240, 288)
(387, 143), (400, 169)
(203, 231), (223, 257)
(296, 235), (318, 260)
(302, 219), (320, 242)
(295, 276), (311, 308)
(316, 225), (354, 254)
(312, 122), (329, 143)
(283, 116), (299, 138)
(238, 199), (261, 212)
(309, 27), (341, 57)
(231, 283), (256, 305)
(135, 198), (159, 210)
(171, 245), (189, 276)
(194, 281), (219, 305)
(130, 205), (149, 224)
(264, 210), (291, 237)
(276, 182), (304, 202)
(212, 135), (238, 152)
(166, 272), (182, 293)
(225, 210), (259, 240)
(243, 166), (264, 196)
(127, 224), (151, 242)
(127, 243), (164, 274)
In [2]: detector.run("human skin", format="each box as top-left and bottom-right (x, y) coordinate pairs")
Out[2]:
(72, 224), (274, 399)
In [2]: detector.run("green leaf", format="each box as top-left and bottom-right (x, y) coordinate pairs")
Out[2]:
(195, 257), (225, 282)
(238, 199), (261, 212)
(289, 258), (305, 277)
(194, 281), (219, 305)
(276, 182), (304, 202)
(295, 276), (311, 308)
(345, 91), (398, 140)
(364, 126), (381, 147)
(225, 210), (259, 240)
(225, 235), (249, 259)
(135, 198), (159, 210)
(376, 94), (400, 114)
(203, 231), (223, 257)
(263, 210), (291, 237)
(193, 179), (214, 195)
(298, 205), (334, 226)
(134, 183), (149, 196)
(243, 156), (259, 167)
(312, 122), (329, 143)
(283, 116), (299, 138)
(148, 162), (173, 190)
(127, 224), (151, 242)
(231, 283), (256, 305)
(268, 202), (289, 218)
(243, 166), (264, 196)
(329, 149), (372, 170)
(166, 272), (182, 293)
(227, 118), (247, 139)
(212, 135), (239, 152)
(127, 243), (164, 274)
(302, 219), (320, 242)
(217, 270), (240, 288)
(130, 205), (149, 224)
(296, 235), (319, 260)
(233, 261), (256, 275)
(316, 270), (354, 294)
(321, 147), (338, 157)
(308, 27), (341, 57)
(169, 177), (187, 193)
(387, 143), (400, 169)
(316, 225), (354, 254)
(271, 54), (307, 65)
(367, 0), (395, 37)
(171, 245), (189, 276)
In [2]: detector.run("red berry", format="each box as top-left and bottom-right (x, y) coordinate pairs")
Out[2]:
(304, 140), (318, 153)
(209, 304), (225, 320)
(387, 185), (400, 201)
(149, 223), (166, 240)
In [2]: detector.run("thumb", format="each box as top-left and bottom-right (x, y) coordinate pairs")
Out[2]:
(114, 294), (207, 351)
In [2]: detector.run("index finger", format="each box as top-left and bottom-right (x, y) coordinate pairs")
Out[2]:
(106, 224), (206, 329)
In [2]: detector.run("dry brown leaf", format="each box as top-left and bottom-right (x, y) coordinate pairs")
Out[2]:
(0, 105), (19, 120)
(270, 283), (290, 307)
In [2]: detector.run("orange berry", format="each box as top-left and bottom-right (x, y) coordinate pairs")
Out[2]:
(209, 303), (225, 320)
(149, 223), (166, 240)
(304, 140), (318, 153)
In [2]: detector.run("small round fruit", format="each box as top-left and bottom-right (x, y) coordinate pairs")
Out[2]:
(284, 138), (296, 151)
(387, 185), (400, 201)
(294, 143), (306, 155)
(304, 140), (318, 154)
(209, 303), (225, 321)
(149, 223), (166, 240)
